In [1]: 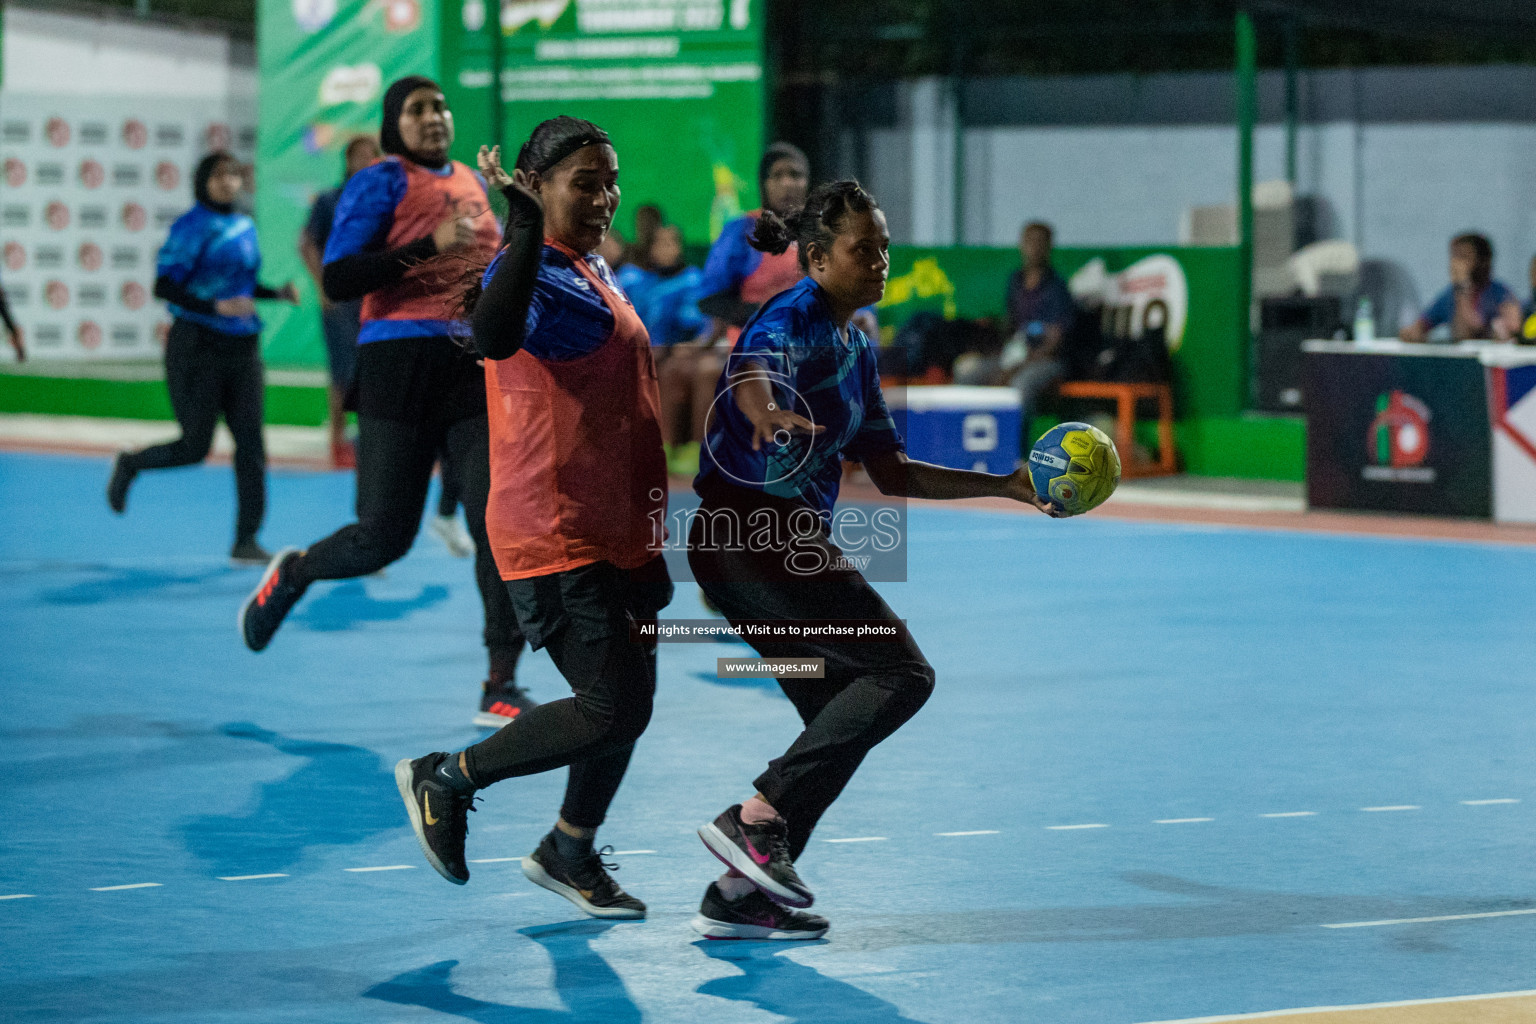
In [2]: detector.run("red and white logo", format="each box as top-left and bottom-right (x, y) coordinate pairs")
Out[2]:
(3, 242), (26, 271)
(44, 280), (71, 310)
(122, 119), (148, 150)
(383, 0), (420, 32)
(205, 123), (232, 151)
(121, 281), (148, 310)
(46, 117), (71, 148)
(122, 202), (147, 231)
(45, 201), (71, 230)
(155, 161), (181, 191)
(78, 242), (104, 272)
(78, 159), (105, 189)
(3, 158), (25, 187)
(78, 320), (103, 350)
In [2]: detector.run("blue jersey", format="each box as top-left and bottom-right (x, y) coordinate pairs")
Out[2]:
(1419, 280), (1517, 334)
(698, 214), (766, 300)
(156, 204), (263, 335)
(482, 242), (637, 361)
(616, 263), (707, 346)
(325, 159), (486, 343)
(696, 277), (904, 517)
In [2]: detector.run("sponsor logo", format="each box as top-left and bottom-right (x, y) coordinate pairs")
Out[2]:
(45, 201), (71, 230)
(292, 0), (337, 31)
(79, 159), (105, 189)
(155, 162), (181, 191)
(44, 281), (71, 310)
(205, 123), (232, 151)
(319, 64), (383, 106)
(462, 0), (486, 32)
(3, 242), (24, 271)
(121, 281), (148, 310)
(1363, 390), (1435, 483)
(122, 202), (147, 232)
(3, 158), (25, 187)
(78, 320), (103, 351)
(46, 117), (71, 147)
(77, 243), (104, 272)
(122, 119), (148, 150)
(383, 0), (420, 32)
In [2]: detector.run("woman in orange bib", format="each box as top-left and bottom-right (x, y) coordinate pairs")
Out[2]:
(395, 118), (672, 920)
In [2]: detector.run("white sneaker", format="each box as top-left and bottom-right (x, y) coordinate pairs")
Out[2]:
(429, 514), (474, 557)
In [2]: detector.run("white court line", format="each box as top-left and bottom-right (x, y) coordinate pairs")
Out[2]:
(1261, 811), (1316, 818)
(218, 874), (288, 881)
(1155, 818), (1214, 824)
(611, 850), (656, 855)
(935, 830), (1000, 836)
(1361, 805), (1420, 812)
(343, 865), (415, 873)
(1463, 798), (1520, 805)
(1, 894), (36, 900)
(823, 836), (888, 843)
(1133, 987), (1536, 1023)
(1322, 908), (1536, 929)
(89, 883), (161, 891)
(469, 857), (520, 864)
(1047, 824), (1109, 830)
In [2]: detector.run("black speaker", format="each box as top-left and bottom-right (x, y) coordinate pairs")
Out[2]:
(1253, 296), (1344, 412)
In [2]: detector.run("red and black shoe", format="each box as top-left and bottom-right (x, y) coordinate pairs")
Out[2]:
(473, 677), (538, 728)
(239, 547), (307, 652)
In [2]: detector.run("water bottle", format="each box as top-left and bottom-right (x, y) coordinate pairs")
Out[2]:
(1353, 296), (1375, 342)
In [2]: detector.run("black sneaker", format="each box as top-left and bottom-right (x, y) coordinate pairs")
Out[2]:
(472, 678), (539, 728)
(521, 833), (646, 920)
(698, 805), (813, 908)
(230, 539), (272, 566)
(691, 882), (830, 940)
(239, 547), (306, 652)
(394, 753), (475, 885)
(107, 454), (135, 514)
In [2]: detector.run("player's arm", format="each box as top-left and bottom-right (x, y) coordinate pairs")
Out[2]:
(322, 164), (470, 302)
(1493, 294), (1523, 341)
(0, 283), (22, 361)
(471, 172), (545, 361)
(299, 222), (331, 311)
(862, 448), (1058, 515)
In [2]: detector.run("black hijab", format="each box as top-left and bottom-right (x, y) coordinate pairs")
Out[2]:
(193, 151), (237, 215)
(380, 75), (447, 168)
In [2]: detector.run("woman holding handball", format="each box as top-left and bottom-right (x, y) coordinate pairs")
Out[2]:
(686, 180), (1064, 940)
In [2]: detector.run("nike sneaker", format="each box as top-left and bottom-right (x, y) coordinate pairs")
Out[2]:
(473, 678), (539, 728)
(107, 454), (135, 514)
(698, 805), (813, 908)
(394, 753), (476, 885)
(521, 834), (646, 920)
(691, 882), (830, 940)
(239, 547), (306, 652)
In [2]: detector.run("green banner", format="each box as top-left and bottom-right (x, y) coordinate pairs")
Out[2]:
(878, 245), (1246, 419)
(439, 0), (763, 247)
(255, 0), (441, 367)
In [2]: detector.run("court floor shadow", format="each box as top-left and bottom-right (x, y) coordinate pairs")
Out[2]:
(695, 941), (932, 1024)
(364, 921), (641, 1023)
(295, 579), (450, 632)
(37, 564), (235, 605)
(179, 722), (400, 877)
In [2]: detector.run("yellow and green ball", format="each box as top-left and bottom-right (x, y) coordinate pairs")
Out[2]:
(1027, 422), (1121, 516)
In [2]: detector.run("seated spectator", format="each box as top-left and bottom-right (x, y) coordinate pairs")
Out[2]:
(1522, 253), (1536, 343)
(618, 223), (707, 348)
(954, 220), (1075, 451)
(1399, 232), (1521, 343)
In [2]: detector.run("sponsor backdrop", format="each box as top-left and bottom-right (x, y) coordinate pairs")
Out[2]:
(0, 96), (255, 361)
(1304, 349), (1493, 518)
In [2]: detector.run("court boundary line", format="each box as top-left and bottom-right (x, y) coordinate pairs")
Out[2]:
(1134, 987), (1536, 1023)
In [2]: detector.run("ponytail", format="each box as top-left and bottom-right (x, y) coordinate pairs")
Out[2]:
(747, 179), (879, 272)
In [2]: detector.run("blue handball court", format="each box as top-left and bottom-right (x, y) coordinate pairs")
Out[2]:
(1, 450), (1533, 1023)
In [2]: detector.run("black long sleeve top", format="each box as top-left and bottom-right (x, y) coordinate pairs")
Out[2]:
(471, 184), (545, 361)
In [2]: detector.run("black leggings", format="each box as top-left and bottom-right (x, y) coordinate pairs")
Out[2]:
(686, 492), (936, 862)
(294, 336), (523, 662)
(123, 318), (265, 543)
(463, 558), (673, 828)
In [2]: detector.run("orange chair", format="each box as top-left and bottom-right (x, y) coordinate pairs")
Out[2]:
(1055, 381), (1177, 478)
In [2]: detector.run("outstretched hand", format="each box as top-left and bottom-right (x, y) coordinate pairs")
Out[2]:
(477, 145), (514, 188)
(1004, 465), (1065, 517)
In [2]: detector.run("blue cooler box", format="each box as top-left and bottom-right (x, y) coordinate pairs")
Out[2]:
(884, 386), (1021, 473)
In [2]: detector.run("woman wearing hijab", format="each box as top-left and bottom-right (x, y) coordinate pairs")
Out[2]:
(238, 76), (532, 728)
(395, 119), (670, 921)
(107, 151), (297, 563)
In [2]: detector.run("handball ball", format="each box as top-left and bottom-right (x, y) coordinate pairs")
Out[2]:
(1027, 422), (1121, 516)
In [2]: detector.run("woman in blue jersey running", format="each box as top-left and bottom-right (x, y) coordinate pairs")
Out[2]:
(107, 151), (298, 563)
(686, 180), (1060, 941)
